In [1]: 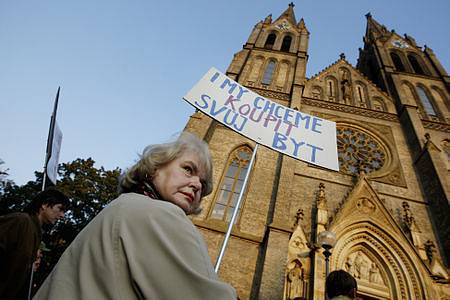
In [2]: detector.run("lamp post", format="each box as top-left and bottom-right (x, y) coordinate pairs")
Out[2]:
(318, 230), (336, 300)
(318, 230), (337, 278)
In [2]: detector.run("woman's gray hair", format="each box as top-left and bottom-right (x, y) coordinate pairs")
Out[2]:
(118, 132), (213, 200)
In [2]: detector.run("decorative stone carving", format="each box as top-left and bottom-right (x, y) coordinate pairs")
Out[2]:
(369, 263), (384, 284)
(344, 251), (385, 284)
(344, 256), (354, 274)
(303, 98), (399, 122)
(424, 240), (436, 262)
(316, 183), (328, 234)
(401, 201), (425, 258)
(334, 225), (424, 299)
(317, 183), (327, 208)
(292, 208), (304, 230)
(284, 208), (311, 300)
(422, 120), (450, 132)
(251, 87), (290, 101)
(402, 201), (414, 230)
(387, 173), (400, 185)
(356, 197), (376, 214)
(354, 251), (368, 280)
(336, 127), (386, 175)
(285, 259), (305, 300)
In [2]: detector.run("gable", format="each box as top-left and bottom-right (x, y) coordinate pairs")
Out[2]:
(327, 175), (430, 299)
(304, 59), (395, 113)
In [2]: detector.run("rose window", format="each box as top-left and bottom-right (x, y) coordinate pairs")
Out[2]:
(337, 127), (386, 175)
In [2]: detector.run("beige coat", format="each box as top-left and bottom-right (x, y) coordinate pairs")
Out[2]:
(34, 193), (236, 299)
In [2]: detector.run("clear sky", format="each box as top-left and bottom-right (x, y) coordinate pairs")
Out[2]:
(1, 0), (449, 185)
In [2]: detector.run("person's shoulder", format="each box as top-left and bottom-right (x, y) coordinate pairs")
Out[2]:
(112, 193), (186, 217)
(0, 212), (31, 222)
(0, 212), (34, 231)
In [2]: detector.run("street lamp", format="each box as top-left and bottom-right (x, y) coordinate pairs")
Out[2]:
(318, 230), (337, 278)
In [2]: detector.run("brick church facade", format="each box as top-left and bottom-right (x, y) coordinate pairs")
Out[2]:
(185, 4), (450, 299)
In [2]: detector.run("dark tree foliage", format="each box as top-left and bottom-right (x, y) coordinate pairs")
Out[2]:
(0, 159), (15, 196)
(0, 158), (121, 293)
(0, 171), (42, 215)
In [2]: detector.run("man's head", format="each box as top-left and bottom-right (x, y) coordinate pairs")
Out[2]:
(24, 189), (69, 225)
(326, 270), (357, 299)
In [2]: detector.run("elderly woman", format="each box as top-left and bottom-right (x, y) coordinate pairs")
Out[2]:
(34, 132), (237, 299)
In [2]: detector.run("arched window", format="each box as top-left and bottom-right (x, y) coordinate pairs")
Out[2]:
(262, 60), (276, 85)
(327, 81), (334, 99)
(264, 33), (277, 49)
(408, 55), (425, 75)
(326, 77), (337, 101)
(372, 98), (386, 112)
(281, 35), (292, 52)
(355, 82), (369, 107)
(390, 52), (405, 72)
(356, 85), (366, 107)
(247, 56), (264, 84)
(275, 61), (289, 90)
(416, 86), (437, 116)
(209, 146), (253, 222)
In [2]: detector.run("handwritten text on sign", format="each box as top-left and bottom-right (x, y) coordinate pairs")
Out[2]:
(183, 68), (339, 171)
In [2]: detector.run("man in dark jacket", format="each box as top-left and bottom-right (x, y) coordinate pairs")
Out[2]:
(0, 189), (69, 300)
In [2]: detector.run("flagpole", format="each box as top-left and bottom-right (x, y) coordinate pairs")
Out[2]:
(214, 143), (259, 273)
(41, 87), (60, 192)
(31, 87), (61, 299)
(27, 267), (34, 300)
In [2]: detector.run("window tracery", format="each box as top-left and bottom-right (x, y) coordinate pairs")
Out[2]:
(209, 146), (252, 223)
(337, 127), (386, 175)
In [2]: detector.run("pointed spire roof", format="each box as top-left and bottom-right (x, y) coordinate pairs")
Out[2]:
(275, 2), (297, 25)
(364, 12), (390, 41)
(263, 14), (272, 24)
(297, 18), (309, 33)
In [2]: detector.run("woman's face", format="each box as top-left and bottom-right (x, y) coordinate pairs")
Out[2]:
(152, 151), (206, 215)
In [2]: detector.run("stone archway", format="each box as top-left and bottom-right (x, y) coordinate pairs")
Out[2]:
(331, 222), (427, 299)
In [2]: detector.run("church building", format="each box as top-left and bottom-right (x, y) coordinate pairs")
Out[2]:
(185, 4), (450, 299)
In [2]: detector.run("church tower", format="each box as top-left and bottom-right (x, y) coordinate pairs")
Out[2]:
(184, 5), (450, 299)
(357, 13), (450, 269)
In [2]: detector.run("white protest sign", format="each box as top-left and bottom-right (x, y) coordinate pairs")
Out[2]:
(183, 67), (339, 171)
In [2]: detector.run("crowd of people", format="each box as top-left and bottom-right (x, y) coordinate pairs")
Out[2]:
(1, 132), (359, 299)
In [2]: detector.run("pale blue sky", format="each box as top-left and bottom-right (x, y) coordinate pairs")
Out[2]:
(1, 0), (449, 184)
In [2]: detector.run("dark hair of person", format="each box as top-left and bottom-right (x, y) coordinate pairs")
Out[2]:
(326, 269), (357, 298)
(24, 188), (70, 214)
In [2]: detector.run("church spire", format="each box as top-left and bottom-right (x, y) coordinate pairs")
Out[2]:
(274, 2), (297, 25)
(297, 18), (309, 33)
(364, 12), (390, 42)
